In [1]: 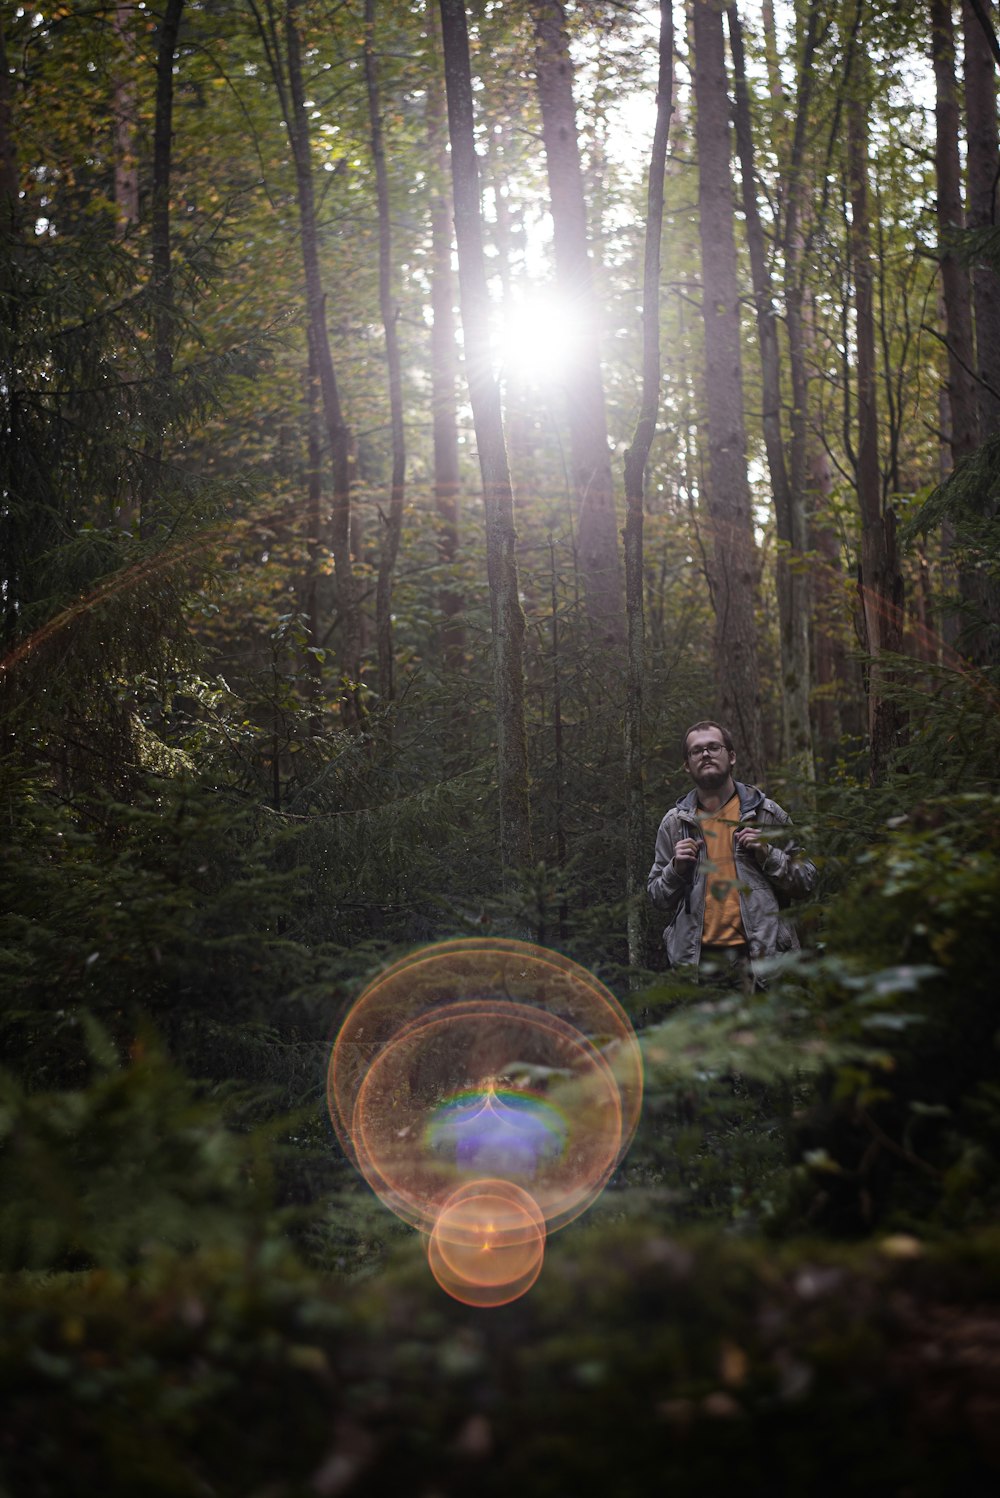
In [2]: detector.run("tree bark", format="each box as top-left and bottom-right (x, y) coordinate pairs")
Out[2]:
(425, 0), (464, 666)
(488, 121), (536, 493)
(253, 0), (361, 714)
(845, 23), (905, 784)
(959, 0), (1000, 665)
(532, 0), (624, 648)
(809, 440), (845, 753)
(622, 0), (673, 972)
(438, 0), (531, 874)
(364, 0), (406, 707)
(932, 0), (985, 656)
(691, 0), (766, 784)
(728, 0), (814, 784)
(963, 0), (1000, 439)
(303, 332), (324, 731)
(113, 3), (140, 235)
(932, 0), (979, 464)
(152, 0), (184, 385)
(760, 0), (785, 103)
(145, 0), (184, 529)
(0, 10), (16, 235)
(0, 10), (20, 659)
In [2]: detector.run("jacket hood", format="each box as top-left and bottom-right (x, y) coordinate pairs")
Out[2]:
(674, 780), (765, 819)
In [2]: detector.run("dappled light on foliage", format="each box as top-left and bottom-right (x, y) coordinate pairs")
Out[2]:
(328, 939), (642, 1302)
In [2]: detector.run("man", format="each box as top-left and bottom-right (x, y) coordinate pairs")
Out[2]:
(647, 721), (817, 986)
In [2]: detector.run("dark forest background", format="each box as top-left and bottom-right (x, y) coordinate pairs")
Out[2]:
(2, 0), (1000, 1492)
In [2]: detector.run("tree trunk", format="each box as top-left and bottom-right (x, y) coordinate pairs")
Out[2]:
(0, 10), (16, 235)
(256, 0), (362, 715)
(0, 9), (20, 659)
(962, 0), (1000, 439)
(488, 122), (537, 493)
(622, 0), (673, 973)
(845, 24), (905, 784)
(548, 537), (568, 944)
(438, 0), (531, 875)
(760, 0), (784, 104)
(365, 0), (405, 707)
(691, 0), (766, 784)
(932, 0), (979, 464)
(113, 3), (140, 235)
(303, 332), (324, 730)
(960, 0), (1000, 665)
(425, 0), (464, 666)
(127, 0), (189, 562)
(784, 2), (825, 780)
(933, 0), (984, 656)
(809, 441), (845, 754)
(532, 0), (624, 648)
(728, 0), (814, 784)
(145, 0), (184, 531)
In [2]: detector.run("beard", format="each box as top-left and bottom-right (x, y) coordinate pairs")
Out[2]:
(692, 763), (731, 791)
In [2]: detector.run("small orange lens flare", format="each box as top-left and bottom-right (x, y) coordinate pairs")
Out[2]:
(430, 1180), (545, 1292)
(428, 1181), (546, 1307)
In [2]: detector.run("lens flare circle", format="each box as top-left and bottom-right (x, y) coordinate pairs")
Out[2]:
(427, 1180), (545, 1307)
(349, 1000), (622, 1235)
(328, 939), (642, 1305)
(329, 938), (642, 1154)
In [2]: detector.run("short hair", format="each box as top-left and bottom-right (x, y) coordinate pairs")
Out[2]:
(681, 720), (735, 760)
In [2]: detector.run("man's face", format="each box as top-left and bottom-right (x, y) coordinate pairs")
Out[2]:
(684, 728), (735, 790)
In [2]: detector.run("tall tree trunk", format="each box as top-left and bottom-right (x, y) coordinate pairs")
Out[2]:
(364, 0), (405, 707)
(531, 0), (624, 648)
(0, 10), (16, 235)
(425, 0), (464, 666)
(963, 0), (1000, 439)
(761, 0), (784, 104)
(728, 0), (814, 784)
(932, 0), (979, 464)
(845, 23), (905, 784)
(932, 0), (982, 655)
(622, 0), (673, 973)
(286, 0), (360, 713)
(152, 0), (184, 393)
(809, 441), (845, 754)
(110, 1), (141, 534)
(691, 0), (766, 784)
(113, 3), (139, 235)
(548, 537), (568, 944)
(254, 0), (361, 714)
(488, 122), (536, 492)
(0, 9), (20, 660)
(303, 332), (324, 729)
(145, 0), (184, 530)
(961, 0), (1000, 665)
(438, 0), (531, 874)
(784, 3), (825, 780)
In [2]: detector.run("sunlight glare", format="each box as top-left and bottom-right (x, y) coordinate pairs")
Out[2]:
(497, 290), (583, 389)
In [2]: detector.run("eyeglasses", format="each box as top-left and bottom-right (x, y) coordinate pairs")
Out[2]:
(687, 741), (726, 759)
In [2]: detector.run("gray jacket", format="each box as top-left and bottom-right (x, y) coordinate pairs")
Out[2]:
(647, 781), (817, 978)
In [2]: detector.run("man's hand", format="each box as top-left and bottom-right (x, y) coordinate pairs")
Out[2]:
(735, 827), (764, 857)
(673, 836), (701, 873)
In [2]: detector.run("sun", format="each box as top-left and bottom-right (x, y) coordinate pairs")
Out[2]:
(496, 288), (586, 390)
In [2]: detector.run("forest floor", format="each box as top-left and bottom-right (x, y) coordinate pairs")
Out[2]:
(4, 1221), (1000, 1497)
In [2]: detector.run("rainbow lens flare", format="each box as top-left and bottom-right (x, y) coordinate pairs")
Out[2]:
(328, 939), (642, 1306)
